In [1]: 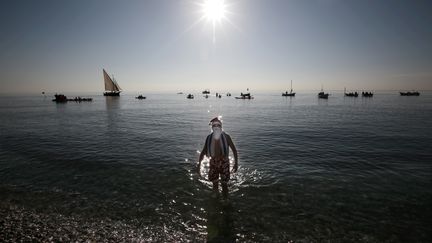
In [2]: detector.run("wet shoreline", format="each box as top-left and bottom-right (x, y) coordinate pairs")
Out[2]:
(0, 186), (203, 242)
(0, 203), (205, 242)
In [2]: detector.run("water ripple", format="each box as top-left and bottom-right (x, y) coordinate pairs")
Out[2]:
(1, 93), (431, 241)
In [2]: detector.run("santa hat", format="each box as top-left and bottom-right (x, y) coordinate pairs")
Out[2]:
(209, 117), (222, 127)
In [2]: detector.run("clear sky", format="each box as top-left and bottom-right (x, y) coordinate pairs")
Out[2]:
(1, 0), (431, 93)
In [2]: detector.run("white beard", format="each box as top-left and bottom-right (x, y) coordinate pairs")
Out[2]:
(212, 127), (222, 140)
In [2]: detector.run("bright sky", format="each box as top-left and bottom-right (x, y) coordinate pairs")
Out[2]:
(0, 0), (431, 93)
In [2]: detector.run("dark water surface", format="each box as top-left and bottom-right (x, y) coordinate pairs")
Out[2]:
(1, 92), (431, 241)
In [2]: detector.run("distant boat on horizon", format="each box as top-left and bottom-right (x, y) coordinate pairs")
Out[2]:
(318, 85), (329, 99)
(400, 91), (420, 96)
(52, 94), (92, 103)
(103, 69), (122, 96)
(362, 91), (373, 97)
(202, 89), (210, 94)
(344, 88), (358, 97)
(236, 88), (254, 99)
(282, 80), (296, 97)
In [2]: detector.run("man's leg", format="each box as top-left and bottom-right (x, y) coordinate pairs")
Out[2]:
(220, 158), (230, 198)
(221, 182), (228, 198)
(208, 159), (218, 193)
(212, 180), (219, 191)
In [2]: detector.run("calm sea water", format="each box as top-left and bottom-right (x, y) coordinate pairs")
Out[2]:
(1, 92), (431, 242)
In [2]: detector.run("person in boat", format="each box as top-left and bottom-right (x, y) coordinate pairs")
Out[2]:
(197, 117), (238, 196)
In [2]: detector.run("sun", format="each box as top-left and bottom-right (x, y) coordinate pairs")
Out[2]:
(200, 0), (227, 43)
(202, 0), (226, 23)
(187, 0), (232, 44)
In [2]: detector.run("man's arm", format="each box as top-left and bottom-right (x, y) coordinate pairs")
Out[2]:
(197, 141), (208, 174)
(226, 134), (238, 173)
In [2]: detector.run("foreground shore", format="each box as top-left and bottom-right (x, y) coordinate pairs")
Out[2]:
(0, 203), (203, 242)
(0, 205), (177, 242)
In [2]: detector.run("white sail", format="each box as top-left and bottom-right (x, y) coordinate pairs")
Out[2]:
(103, 69), (121, 92)
(113, 79), (121, 91)
(103, 69), (115, 91)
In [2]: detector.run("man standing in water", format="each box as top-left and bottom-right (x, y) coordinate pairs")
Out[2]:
(197, 117), (239, 195)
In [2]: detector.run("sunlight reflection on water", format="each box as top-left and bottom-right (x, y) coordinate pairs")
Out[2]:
(194, 151), (263, 193)
(1, 93), (431, 241)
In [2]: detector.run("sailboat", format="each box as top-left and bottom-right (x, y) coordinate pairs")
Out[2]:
(282, 80), (296, 97)
(103, 69), (122, 96)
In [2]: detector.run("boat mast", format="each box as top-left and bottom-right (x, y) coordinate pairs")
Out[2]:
(290, 80), (293, 93)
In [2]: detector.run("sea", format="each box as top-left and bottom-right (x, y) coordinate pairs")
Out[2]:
(0, 91), (431, 242)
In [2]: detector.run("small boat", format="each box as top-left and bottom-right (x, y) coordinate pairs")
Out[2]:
(202, 89), (210, 94)
(135, 95), (146, 99)
(52, 94), (92, 103)
(52, 94), (68, 103)
(187, 94), (194, 99)
(71, 97), (93, 102)
(282, 80), (296, 97)
(226, 92), (231, 97)
(400, 91), (420, 96)
(344, 88), (358, 97)
(318, 85), (329, 99)
(282, 91), (295, 97)
(235, 92), (254, 99)
(318, 92), (329, 99)
(362, 91), (373, 97)
(103, 69), (122, 96)
(236, 88), (254, 99)
(177, 92), (183, 94)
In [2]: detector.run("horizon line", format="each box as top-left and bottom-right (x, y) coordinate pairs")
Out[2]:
(1, 89), (430, 96)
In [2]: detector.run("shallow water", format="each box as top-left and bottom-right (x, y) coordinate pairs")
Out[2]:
(1, 92), (431, 241)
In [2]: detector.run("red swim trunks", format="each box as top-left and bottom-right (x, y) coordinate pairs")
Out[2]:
(208, 157), (230, 183)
